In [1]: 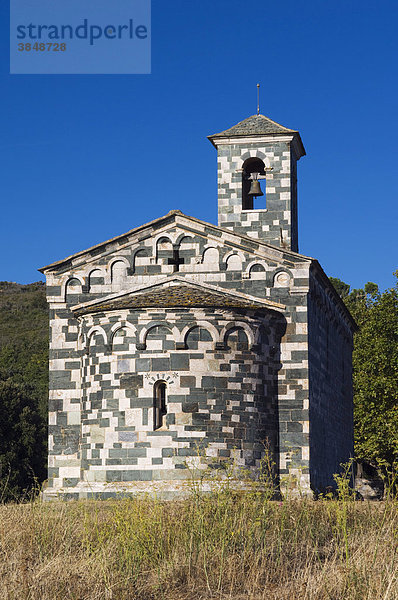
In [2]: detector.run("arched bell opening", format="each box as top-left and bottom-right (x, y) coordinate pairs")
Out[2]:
(153, 381), (167, 430)
(242, 157), (266, 210)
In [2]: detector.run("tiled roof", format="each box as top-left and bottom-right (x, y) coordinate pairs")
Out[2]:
(72, 277), (285, 316)
(74, 284), (272, 315)
(208, 114), (297, 139)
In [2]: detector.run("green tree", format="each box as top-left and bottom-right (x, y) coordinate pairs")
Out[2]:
(330, 272), (398, 470)
(0, 282), (48, 501)
(329, 277), (350, 299)
(0, 380), (47, 501)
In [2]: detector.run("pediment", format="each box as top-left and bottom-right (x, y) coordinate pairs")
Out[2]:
(39, 210), (312, 275)
(72, 276), (285, 316)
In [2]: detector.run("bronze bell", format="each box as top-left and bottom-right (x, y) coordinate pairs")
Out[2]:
(248, 174), (264, 197)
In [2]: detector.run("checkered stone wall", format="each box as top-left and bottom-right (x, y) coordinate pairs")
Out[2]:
(47, 306), (288, 499)
(213, 138), (301, 252)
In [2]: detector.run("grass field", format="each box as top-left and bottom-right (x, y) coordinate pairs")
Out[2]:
(0, 485), (397, 600)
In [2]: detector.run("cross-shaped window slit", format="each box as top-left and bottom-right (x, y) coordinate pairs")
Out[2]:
(167, 247), (184, 272)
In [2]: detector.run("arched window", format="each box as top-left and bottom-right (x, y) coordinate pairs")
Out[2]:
(154, 381), (167, 430)
(242, 157), (266, 210)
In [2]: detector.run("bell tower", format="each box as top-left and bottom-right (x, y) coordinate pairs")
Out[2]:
(208, 114), (305, 252)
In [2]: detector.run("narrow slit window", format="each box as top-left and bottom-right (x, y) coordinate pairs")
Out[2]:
(154, 381), (167, 430)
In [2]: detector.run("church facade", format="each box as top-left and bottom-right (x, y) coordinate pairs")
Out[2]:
(40, 113), (356, 500)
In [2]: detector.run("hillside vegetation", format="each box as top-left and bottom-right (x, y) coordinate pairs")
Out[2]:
(0, 281), (48, 501)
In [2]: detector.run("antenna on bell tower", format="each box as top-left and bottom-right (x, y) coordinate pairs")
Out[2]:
(257, 83), (260, 115)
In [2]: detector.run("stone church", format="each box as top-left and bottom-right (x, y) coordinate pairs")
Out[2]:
(40, 113), (356, 500)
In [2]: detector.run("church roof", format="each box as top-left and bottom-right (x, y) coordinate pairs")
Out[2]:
(72, 276), (285, 316)
(208, 114), (305, 156)
(208, 114), (296, 139)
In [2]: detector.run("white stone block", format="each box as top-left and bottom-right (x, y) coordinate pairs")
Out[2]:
(67, 411), (81, 425)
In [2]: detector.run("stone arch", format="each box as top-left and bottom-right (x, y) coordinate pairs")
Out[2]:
(155, 236), (173, 262)
(220, 321), (255, 348)
(246, 261), (267, 280)
(108, 256), (130, 270)
(153, 231), (178, 247)
(185, 326), (214, 350)
(86, 326), (107, 353)
(175, 233), (194, 246)
(177, 234), (196, 269)
(109, 257), (129, 283)
(110, 322), (137, 347)
(224, 326), (250, 351)
(241, 155), (269, 210)
(139, 321), (179, 347)
(88, 268), (106, 291)
(132, 248), (151, 273)
(180, 321), (219, 347)
(240, 150), (270, 166)
(225, 251), (243, 271)
(61, 274), (85, 301)
(146, 324), (175, 353)
(224, 250), (245, 263)
(64, 277), (84, 302)
(202, 246), (219, 270)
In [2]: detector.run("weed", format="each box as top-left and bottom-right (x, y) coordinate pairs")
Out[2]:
(0, 467), (397, 599)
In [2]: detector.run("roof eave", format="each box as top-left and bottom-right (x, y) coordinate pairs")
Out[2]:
(38, 210), (184, 274)
(71, 275), (286, 316)
(310, 260), (358, 332)
(208, 131), (306, 158)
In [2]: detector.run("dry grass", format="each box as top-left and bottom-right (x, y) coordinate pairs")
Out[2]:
(0, 486), (397, 600)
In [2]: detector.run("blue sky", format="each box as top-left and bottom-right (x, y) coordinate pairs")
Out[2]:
(0, 0), (397, 291)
